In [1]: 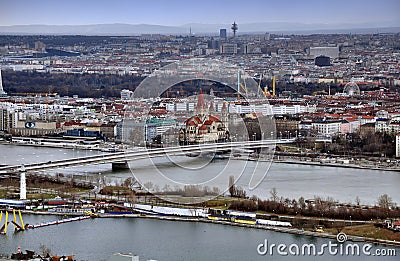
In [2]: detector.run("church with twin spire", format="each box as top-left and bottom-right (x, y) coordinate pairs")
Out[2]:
(179, 89), (230, 144)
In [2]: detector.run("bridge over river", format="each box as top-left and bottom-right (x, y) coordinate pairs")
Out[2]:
(0, 139), (296, 175)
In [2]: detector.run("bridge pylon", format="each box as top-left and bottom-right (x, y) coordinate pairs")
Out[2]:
(20, 171), (27, 200)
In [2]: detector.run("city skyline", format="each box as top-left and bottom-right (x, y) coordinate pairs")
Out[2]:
(1, 0), (399, 29)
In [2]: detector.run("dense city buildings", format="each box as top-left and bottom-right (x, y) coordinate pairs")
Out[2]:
(0, 31), (399, 156)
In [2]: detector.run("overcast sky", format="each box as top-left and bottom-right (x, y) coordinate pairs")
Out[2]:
(1, 0), (399, 27)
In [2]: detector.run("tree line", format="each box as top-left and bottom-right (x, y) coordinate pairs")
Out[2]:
(228, 187), (399, 221)
(2, 70), (143, 98)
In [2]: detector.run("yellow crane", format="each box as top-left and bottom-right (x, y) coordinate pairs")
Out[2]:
(272, 76), (276, 97)
(0, 211), (8, 234)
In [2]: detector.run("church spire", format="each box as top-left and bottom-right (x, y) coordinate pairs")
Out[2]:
(195, 88), (207, 116)
(209, 101), (215, 114)
(196, 89), (206, 109)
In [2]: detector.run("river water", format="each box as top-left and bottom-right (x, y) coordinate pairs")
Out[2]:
(0, 214), (398, 261)
(1, 144), (399, 205)
(1, 144), (399, 260)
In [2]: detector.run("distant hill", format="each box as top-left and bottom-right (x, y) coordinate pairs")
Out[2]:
(0, 23), (186, 35)
(0, 23), (399, 35)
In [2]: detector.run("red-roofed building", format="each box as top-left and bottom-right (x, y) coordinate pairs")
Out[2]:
(341, 118), (360, 134)
(179, 91), (229, 144)
(62, 120), (86, 130)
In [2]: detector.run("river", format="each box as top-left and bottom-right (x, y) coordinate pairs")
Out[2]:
(1, 144), (399, 260)
(1, 144), (399, 205)
(0, 214), (398, 261)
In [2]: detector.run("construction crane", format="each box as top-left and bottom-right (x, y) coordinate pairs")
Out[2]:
(272, 75), (276, 97)
(236, 70), (249, 100)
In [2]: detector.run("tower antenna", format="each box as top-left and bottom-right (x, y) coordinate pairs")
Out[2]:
(231, 21), (238, 38)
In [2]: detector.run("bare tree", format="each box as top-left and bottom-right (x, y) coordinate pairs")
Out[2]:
(378, 194), (395, 209)
(355, 196), (361, 206)
(39, 244), (52, 257)
(228, 175), (236, 197)
(123, 177), (135, 189)
(298, 197), (306, 212)
(270, 187), (278, 202)
(212, 186), (220, 195)
(235, 186), (247, 198)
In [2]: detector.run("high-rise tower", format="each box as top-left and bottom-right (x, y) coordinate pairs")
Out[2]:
(231, 21), (238, 38)
(0, 68), (7, 97)
(219, 29), (227, 39)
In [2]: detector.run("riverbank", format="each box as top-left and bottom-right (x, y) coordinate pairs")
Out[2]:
(18, 210), (400, 248)
(273, 158), (400, 172)
(0, 140), (102, 151)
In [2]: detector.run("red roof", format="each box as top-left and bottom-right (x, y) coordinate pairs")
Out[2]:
(208, 115), (221, 122)
(63, 121), (85, 126)
(186, 116), (202, 126)
(192, 116), (202, 123)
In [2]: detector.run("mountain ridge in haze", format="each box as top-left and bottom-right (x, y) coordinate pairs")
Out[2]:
(0, 22), (399, 35)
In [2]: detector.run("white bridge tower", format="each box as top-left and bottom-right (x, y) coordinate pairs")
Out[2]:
(20, 165), (27, 200)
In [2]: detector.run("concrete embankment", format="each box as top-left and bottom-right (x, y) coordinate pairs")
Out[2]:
(232, 154), (400, 172)
(0, 140), (102, 151)
(273, 159), (400, 172)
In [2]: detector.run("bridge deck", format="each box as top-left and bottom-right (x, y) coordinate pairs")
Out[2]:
(0, 139), (293, 174)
